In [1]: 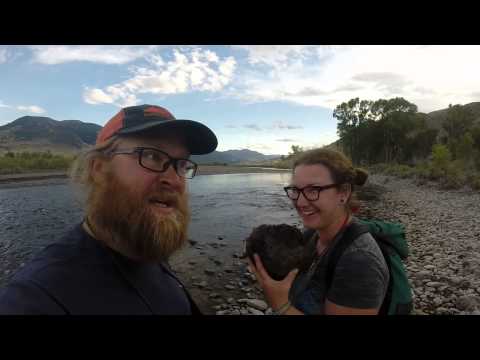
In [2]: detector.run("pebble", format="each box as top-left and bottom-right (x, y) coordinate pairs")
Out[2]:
(247, 307), (265, 315)
(204, 269), (215, 276)
(243, 299), (268, 311)
(426, 282), (443, 288)
(194, 281), (207, 288)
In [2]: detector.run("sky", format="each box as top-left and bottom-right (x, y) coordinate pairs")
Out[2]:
(0, 45), (479, 155)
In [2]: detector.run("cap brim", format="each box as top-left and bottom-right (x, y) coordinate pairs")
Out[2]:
(117, 119), (218, 155)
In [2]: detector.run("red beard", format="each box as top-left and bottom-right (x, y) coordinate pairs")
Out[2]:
(87, 171), (190, 263)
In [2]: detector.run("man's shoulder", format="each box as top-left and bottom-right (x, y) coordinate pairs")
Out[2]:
(0, 225), (126, 314)
(12, 224), (111, 285)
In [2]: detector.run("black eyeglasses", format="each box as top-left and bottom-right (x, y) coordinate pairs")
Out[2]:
(283, 184), (339, 201)
(109, 147), (198, 179)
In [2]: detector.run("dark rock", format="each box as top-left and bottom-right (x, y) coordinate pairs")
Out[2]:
(243, 224), (316, 281)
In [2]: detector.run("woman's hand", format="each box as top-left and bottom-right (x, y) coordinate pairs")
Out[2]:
(247, 254), (299, 311)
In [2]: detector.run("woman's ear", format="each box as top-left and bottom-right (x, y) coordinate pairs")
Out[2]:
(339, 183), (352, 202)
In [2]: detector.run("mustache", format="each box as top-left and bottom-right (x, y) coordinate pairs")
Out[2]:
(146, 187), (182, 207)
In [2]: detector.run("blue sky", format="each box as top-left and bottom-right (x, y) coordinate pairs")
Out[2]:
(1, 45), (479, 155)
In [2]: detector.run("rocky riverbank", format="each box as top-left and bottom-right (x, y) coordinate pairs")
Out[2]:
(171, 174), (480, 315)
(366, 174), (480, 315)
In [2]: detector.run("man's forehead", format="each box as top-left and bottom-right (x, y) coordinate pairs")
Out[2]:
(117, 133), (190, 155)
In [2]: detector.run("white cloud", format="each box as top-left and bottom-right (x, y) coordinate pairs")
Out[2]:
(30, 45), (160, 65)
(232, 45), (321, 70)
(271, 121), (303, 130)
(84, 88), (115, 105)
(0, 100), (10, 108)
(276, 138), (296, 142)
(229, 45), (480, 113)
(248, 143), (272, 152)
(244, 124), (262, 131)
(17, 105), (46, 114)
(84, 48), (236, 107)
(471, 91), (480, 100)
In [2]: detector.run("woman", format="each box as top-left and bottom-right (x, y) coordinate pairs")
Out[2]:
(248, 148), (389, 315)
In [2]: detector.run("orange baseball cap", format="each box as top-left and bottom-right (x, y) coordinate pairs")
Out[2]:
(96, 104), (218, 155)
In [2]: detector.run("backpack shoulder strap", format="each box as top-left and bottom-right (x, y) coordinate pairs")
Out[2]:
(325, 222), (370, 290)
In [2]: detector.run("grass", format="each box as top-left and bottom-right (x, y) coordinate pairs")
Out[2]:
(0, 152), (75, 175)
(370, 161), (479, 191)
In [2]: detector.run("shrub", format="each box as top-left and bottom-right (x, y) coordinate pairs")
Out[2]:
(470, 174), (480, 191)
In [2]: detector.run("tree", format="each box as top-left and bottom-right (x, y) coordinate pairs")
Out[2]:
(289, 145), (304, 156)
(432, 144), (452, 171)
(442, 104), (475, 158)
(334, 98), (373, 164)
(370, 98), (418, 163)
(456, 132), (474, 164)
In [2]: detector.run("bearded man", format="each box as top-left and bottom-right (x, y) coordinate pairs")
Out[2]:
(0, 104), (217, 315)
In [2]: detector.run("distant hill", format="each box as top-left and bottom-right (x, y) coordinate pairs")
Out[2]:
(191, 149), (281, 164)
(0, 116), (282, 163)
(0, 116), (101, 154)
(424, 102), (480, 131)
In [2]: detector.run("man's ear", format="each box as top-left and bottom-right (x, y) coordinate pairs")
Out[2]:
(91, 158), (109, 184)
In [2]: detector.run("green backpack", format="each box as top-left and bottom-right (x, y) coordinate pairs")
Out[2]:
(304, 219), (413, 315)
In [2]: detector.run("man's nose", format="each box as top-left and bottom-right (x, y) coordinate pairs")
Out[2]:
(156, 162), (184, 189)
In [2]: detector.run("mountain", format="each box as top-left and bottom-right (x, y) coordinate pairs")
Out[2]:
(191, 149), (281, 164)
(424, 102), (480, 131)
(0, 116), (101, 154)
(0, 116), (282, 163)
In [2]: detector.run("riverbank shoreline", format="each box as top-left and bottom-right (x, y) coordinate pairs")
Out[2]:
(0, 166), (290, 184)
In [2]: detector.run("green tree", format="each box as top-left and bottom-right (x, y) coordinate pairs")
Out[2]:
(442, 104), (475, 158)
(456, 132), (474, 164)
(289, 145), (304, 156)
(432, 144), (452, 171)
(334, 98), (373, 164)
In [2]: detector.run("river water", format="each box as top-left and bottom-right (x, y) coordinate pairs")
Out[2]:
(0, 173), (300, 287)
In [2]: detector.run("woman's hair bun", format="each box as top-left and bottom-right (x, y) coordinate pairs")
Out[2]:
(353, 168), (368, 186)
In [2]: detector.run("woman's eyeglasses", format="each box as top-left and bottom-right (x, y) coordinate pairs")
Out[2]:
(283, 184), (338, 201)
